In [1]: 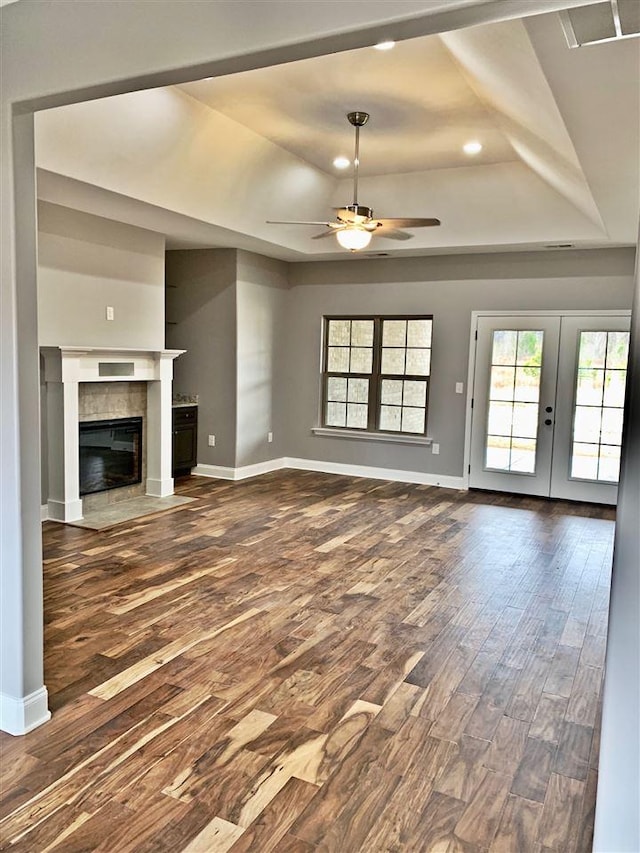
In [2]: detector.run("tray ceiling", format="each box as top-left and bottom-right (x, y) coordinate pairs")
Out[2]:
(34, 5), (639, 260)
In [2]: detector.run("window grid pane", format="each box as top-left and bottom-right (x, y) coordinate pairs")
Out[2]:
(323, 316), (431, 436)
(571, 330), (630, 482)
(378, 378), (428, 434)
(484, 329), (543, 473)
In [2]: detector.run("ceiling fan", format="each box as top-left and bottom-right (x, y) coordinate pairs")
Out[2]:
(267, 111), (440, 251)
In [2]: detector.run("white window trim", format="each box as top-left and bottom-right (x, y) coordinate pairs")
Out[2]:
(320, 315), (433, 439)
(312, 427), (433, 446)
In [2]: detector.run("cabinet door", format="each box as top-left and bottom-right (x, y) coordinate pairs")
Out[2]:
(173, 425), (197, 473)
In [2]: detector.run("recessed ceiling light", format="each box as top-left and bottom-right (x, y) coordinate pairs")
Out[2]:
(333, 156), (350, 169)
(463, 141), (483, 155)
(374, 40), (395, 51)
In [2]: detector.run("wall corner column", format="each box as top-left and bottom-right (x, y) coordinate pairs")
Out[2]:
(0, 109), (50, 735)
(146, 350), (183, 497)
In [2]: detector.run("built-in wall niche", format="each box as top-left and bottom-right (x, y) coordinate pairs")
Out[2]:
(98, 362), (135, 377)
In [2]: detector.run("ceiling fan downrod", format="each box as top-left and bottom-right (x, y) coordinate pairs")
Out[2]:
(347, 111), (369, 209)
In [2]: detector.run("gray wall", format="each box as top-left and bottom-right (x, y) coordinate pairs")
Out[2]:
(594, 247), (640, 852)
(236, 251), (289, 467)
(285, 249), (635, 477)
(166, 249), (289, 470)
(166, 249), (238, 469)
(38, 202), (165, 349)
(37, 203), (167, 503)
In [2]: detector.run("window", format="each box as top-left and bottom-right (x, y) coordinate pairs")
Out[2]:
(322, 316), (432, 436)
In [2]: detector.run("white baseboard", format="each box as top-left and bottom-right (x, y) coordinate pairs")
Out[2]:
(146, 477), (175, 498)
(285, 457), (466, 490)
(193, 456), (465, 490)
(47, 498), (83, 523)
(41, 504), (49, 522)
(192, 464), (236, 480)
(0, 687), (51, 736)
(193, 458), (285, 481)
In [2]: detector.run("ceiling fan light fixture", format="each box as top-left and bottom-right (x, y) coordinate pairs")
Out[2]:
(336, 226), (373, 251)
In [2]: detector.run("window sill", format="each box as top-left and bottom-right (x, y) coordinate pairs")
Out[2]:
(311, 427), (433, 446)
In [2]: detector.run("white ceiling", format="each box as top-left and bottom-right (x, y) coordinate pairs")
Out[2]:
(35, 3), (639, 261)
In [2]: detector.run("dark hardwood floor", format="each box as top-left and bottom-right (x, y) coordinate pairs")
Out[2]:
(0, 471), (615, 851)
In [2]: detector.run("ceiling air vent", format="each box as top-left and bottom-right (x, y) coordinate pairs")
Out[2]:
(560, 0), (640, 47)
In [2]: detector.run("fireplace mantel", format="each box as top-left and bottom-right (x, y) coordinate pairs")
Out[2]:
(41, 347), (185, 522)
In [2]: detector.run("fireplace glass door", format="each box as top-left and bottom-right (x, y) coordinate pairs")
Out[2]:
(79, 417), (142, 496)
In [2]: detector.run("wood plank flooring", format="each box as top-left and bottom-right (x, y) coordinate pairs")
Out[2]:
(0, 471), (616, 852)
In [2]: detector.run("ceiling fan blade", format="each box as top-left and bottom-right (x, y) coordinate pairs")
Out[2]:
(376, 217), (441, 228)
(312, 227), (345, 240)
(372, 226), (413, 241)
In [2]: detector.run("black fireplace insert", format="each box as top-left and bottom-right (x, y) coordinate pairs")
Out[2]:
(79, 416), (142, 496)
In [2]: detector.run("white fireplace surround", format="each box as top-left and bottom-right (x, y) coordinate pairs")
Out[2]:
(41, 347), (184, 522)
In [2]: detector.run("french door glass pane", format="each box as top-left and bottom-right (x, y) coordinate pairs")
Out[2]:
(485, 329), (543, 473)
(570, 330), (630, 482)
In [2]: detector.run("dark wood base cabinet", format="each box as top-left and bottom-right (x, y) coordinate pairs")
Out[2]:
(172, 406), (197, 475)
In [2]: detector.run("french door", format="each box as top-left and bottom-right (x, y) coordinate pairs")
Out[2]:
(469, 312), (631, 504)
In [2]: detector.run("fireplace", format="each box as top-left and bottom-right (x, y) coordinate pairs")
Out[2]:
(79, 416), (143, 496)
(41, 347), (184, 523)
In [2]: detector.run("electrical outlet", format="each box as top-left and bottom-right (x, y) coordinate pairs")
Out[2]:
(267, 432), (273, 443)
(208, 434), (215, 447)
(455, 382), (464, 394)
(106, 306), (114, 321)
(432, 443), (440, 455)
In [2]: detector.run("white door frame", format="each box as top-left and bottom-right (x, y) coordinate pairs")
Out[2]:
(462, 309), (631, 491)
